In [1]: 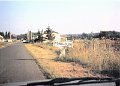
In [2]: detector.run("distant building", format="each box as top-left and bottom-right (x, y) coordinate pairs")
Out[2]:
(52, 32), (61, 42)
(7, 39), (13, 42)
(42, 34), (48, 41)
(11, 34), (16, 39)
(25, 26), (67, 43)
(27, 31), (32, 42)
(0, 35), (4, 42)
(17, 34), (27, 40)
(32, 33), (38, 40)
(42, 32), (67, 42)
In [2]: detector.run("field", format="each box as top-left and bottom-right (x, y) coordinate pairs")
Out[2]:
(25, 43), (101, 78)
(25, 39), (120, 78)
(25, 43), (105, 78)
(64, 39), (120, 77)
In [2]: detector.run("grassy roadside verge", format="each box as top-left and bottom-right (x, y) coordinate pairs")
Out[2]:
(0, 42), (4, 48)
(0, 41), (18, 49)
(25, 44), (101, 79)
(25, 44), (58, 78)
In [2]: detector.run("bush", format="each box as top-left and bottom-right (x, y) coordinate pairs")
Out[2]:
(101, 60), (120, 77)
(54, 56), (88, 67)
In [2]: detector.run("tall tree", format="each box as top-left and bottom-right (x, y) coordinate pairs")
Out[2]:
(37, 29), (43, 42)
(0, 32), (4, 37)
(8, 31), (10, 39)
(5, 32), (8, 39)
(45, 26), (53, 40)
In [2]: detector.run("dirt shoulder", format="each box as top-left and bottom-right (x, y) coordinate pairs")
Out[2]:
(25, 44), (101, 78)
(0, 42), (13, 49)
(0, 42), (4, 48)
(0, 41), (19, 49)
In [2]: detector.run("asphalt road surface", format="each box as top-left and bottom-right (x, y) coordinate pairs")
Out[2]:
(0, 43), (45, 84)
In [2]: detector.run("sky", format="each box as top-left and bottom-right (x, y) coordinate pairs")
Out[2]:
(0, 0), (120, 35)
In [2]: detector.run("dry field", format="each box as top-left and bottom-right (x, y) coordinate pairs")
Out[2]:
(25, 43), (101, 78)
(25, 39), (120, 78)
(65, 39), (120, 77)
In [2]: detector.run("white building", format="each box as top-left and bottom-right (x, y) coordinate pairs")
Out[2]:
(42, 32), (67, 43)
(32, 33), (38, 40)
(0, 35), (4, 42)
(52, 32), (61, 42)
(27, 31), (32, 42)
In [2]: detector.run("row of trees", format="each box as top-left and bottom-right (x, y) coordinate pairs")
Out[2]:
(34, 26), (55, 42)
(67, 31), (120, 40)
(0, 31), (11, 39)
(94, 31), (120, 39)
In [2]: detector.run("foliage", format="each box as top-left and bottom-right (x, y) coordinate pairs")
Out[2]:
(67, 31), (120, 40)
(54, 56), (87, 66)
(38, 30), (43, 42)
(98, 31), (120, 39)
(0, 31), (11, 39)
(34, 26), (56, 42)
(44, 26), (54, 40)
(0, 32), (4, 37)
(58, 39), (120, 77)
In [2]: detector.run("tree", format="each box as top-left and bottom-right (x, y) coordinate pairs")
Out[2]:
(5, 32), (8, 39)
(37, 29), (43, 42)
(8, 31), (10, 39)
(81, 33), (88, 39)
(45, 26), (53, 40)
(0, 32), (4, 37)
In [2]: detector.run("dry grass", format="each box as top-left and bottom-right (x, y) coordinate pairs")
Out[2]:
(65, 39), (120, 77)
(25, 39), (120, 78)
(25, 44), (101, 78)
(0, 42), (4, 48)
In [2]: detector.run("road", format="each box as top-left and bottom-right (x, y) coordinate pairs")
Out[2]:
(0, 43), (45, 84)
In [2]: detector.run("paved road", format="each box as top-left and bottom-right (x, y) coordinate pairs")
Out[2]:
(0, 43), (45, 84)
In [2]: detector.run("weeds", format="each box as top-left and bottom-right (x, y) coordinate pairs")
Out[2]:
(55, 39), (120, 78)
(54, 56), (88, 67)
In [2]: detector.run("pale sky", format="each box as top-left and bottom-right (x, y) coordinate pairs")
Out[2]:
(0, 0), (120, 34)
